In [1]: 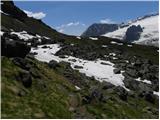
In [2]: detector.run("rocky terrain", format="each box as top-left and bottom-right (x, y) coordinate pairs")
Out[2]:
(1, 1), (159, 119)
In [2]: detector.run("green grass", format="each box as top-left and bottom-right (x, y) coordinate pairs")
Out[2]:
(1, 57), (76, 118)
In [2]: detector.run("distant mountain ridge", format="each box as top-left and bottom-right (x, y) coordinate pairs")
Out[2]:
(81, 23), (118, 37)
(81, 13), (158, 47)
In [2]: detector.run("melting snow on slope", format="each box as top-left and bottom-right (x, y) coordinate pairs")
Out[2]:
(127, 45), (133, 47)
(103, 15), (159, 44)
(75, 86), (81, 90)
(43, 36), (50, 39)
(0, 31), (4, 36)
(31, 44), (128, 89)
(89, 37), (98, 40)
(102, 45), (107, 48)
(11, 31), (35, 41)
(153, 91), (159, 96)
(110, 41), (123, 45)
(0, 10), (9, 15)
(76, 36), (81, 39)
(135, 77), (152, 84)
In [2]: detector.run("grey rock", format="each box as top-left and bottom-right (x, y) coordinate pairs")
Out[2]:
(48, 60), (59, 69)
(113, 68), (121, 74)
(17, 70), (32, 88)
(74, 65), (83, 69)
(12, 57), (31, 70)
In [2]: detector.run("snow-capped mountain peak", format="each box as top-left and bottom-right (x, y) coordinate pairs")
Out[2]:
(103, 13), (159, 47)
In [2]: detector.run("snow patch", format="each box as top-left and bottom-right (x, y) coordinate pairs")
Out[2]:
(89, 37), (98, 40)
(109, 53), (116, 56)
(102, 45), (107, 48)
(31, 44), (128, 89)
(11, 31), (35, 41)
(70, 44), (74, 46)
(76, 36), (81, 39)
(127, 45), (133, 47)
(75, 86), (81, 90)
(0, 31), (4, 36)
(135, 77), (152, 84)
(153, 91), (159, 96)
(43, 36), (50, 39)
(36, 34), (42, 38)
(110, 41), (123, 45)
(112, 57), (118, 60)
(0, 10), (9, 16)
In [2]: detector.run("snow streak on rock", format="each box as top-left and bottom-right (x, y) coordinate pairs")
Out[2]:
(11, 31), (35, 41)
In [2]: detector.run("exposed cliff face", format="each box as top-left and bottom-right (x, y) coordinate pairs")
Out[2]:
(81, 23), (118, 37)
(124, 25), (143, 42)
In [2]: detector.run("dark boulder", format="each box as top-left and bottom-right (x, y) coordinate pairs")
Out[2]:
(59, 55), (67, 58)
(125, 68), (138, 78)
(114, 86), (128, 101)
(101, 62), (112, 66)
(123, 78), (139, 91)
(12, 57), (31, 70)
(41, 45), (49, 49)
(82, 87), (103, 104)
(17, 70), (32, 88)
(74, 65), (83, 69)
(101, 81), (115, 90)
(30, 38), (40, 47)
(113, 68), (121, 74)
(1, 36), (31, 58)
(48, 60), (59, 69)
(139, 91), (157, 104)
(134, 59), (142, 67)
(68, 59), (77, 62)
(124, 78), (152, 92)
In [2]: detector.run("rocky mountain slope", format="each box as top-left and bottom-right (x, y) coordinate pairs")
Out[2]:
(81, 23), (118, 37)
(103, 13), (159, 47)
(1, 1), (159, 119)
(1, 1), (77, 42)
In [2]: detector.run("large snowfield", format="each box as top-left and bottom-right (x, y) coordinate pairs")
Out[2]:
(31, 44), (155, 92)
(31, 44), (126, 88)
(103, 15), (159, 46)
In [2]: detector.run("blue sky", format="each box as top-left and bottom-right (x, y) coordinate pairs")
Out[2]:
(14, 1), (158, 36)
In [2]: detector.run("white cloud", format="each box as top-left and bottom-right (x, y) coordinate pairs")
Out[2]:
(56, 22), (86, 31)
(23, 10), (46, 19)
(56, 21), (87, 35)
(100, 18), (115, 24)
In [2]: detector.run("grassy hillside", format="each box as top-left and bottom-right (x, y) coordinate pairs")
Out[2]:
(1, 56), (158, 119)
(1, 56), (76, 118)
